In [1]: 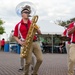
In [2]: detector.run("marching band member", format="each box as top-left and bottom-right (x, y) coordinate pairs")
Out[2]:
(14, 5), (43, 75)
(67, 21), (75, 75)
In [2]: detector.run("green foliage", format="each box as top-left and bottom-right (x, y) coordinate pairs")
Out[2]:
(53, 36), (61, 45)
(0, 26), (5, 34)
(0, 19), (5, 34)
(0, 19), (4, 25)
(56, 17), (75, 27)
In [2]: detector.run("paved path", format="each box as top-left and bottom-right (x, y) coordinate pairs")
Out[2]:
(0, 51), (71, 75)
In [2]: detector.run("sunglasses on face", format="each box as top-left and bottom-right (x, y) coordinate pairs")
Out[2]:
(22, 11), (30, 14)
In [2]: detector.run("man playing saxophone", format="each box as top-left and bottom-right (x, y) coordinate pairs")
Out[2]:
(13, 5), (43, 75)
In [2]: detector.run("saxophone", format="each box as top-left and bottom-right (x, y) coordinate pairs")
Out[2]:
(20, 15), (39, 58)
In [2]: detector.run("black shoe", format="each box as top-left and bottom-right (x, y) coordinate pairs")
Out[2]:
(18, 68), (23, 72)
(31, 66), (34, 70)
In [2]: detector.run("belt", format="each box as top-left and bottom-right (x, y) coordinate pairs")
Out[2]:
(33, 40), (37, 42)
(72, 42), (75, 44)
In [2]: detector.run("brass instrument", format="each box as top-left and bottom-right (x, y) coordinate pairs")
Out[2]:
(20, 15), (39, 58)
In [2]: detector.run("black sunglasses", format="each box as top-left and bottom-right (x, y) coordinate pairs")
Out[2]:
(22, 11), (29, 14)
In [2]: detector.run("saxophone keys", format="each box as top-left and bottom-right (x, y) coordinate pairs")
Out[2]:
(24, 51), (26, 54)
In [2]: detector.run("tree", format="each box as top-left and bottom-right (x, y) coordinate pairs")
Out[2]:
(55, 17), (75, 27)
(0, 19), (5, 34)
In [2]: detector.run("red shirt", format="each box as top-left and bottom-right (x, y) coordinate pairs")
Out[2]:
(1, 40), (5, 46)
(63, 29), (67, 36)
(14, 19), (37, 41)
(63, 28), (71, 44)
(68, 22), (75, 42)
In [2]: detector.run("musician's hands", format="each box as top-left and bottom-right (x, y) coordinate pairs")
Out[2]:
(37, 29), (41, 34)
(18, 40), (25, 46)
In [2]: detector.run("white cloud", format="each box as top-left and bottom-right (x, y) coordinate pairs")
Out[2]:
(0, 0), (75, 39)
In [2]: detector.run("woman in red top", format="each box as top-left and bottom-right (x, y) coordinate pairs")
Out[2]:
(1, 38), (5, 51)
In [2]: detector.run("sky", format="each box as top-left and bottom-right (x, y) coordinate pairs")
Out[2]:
(0, 0), (75, 40)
